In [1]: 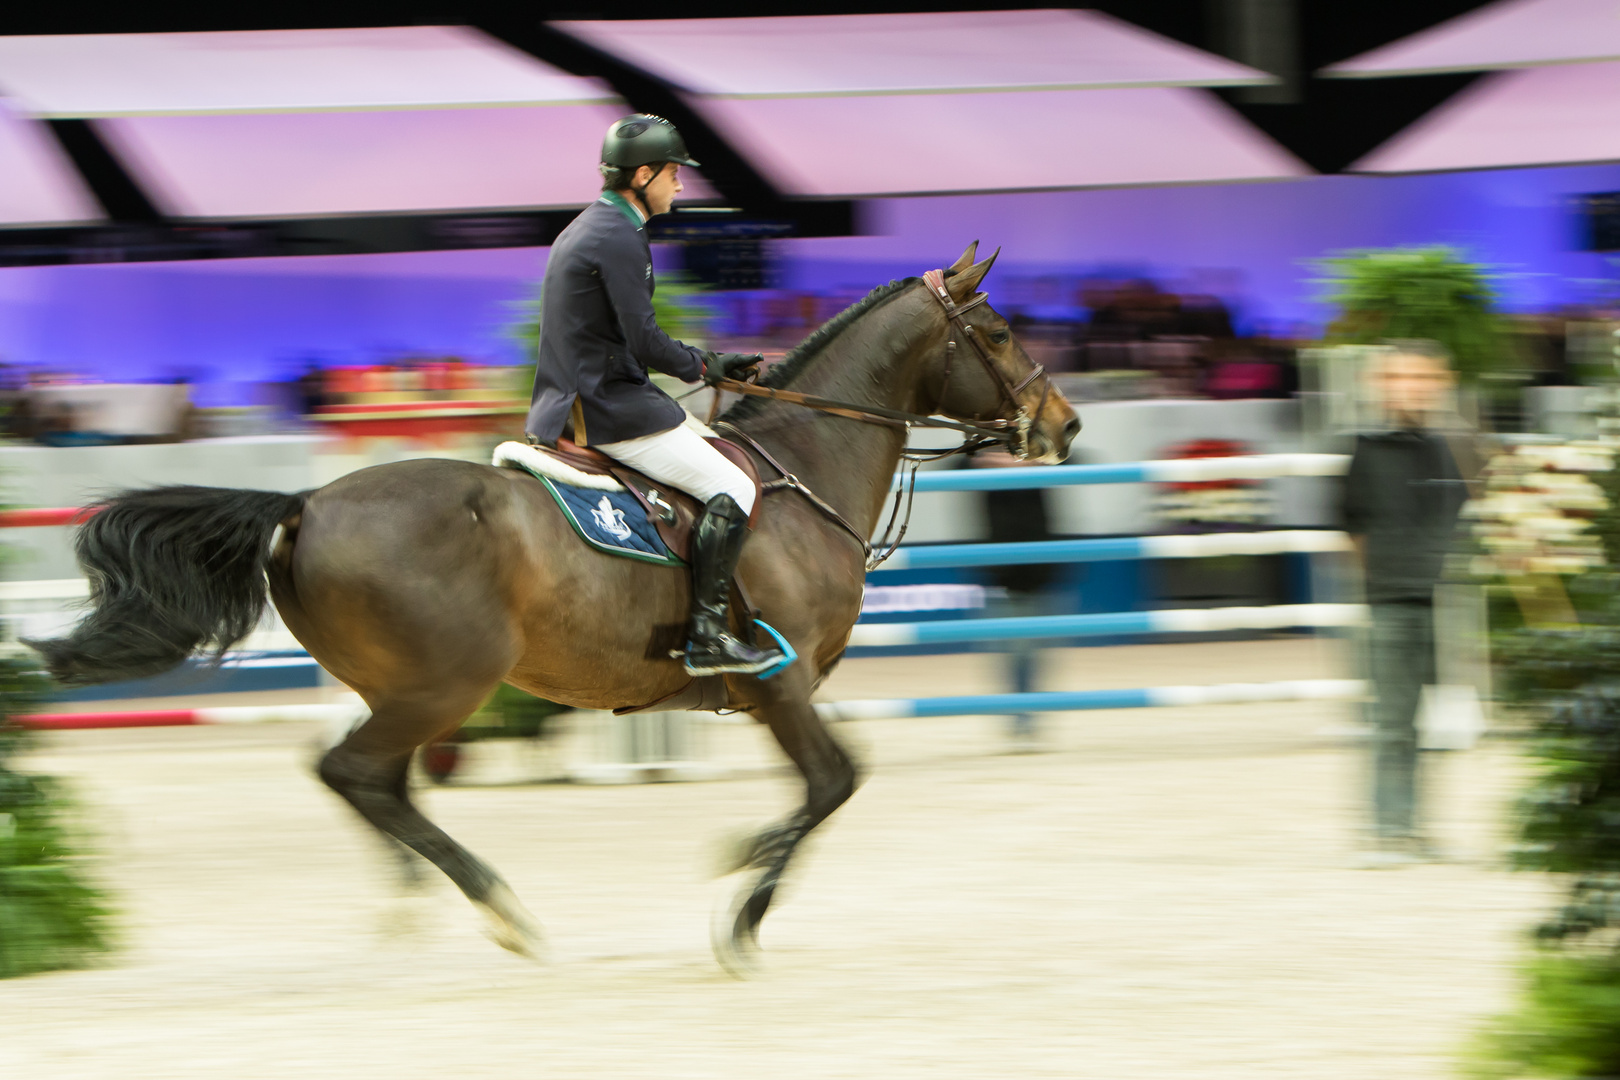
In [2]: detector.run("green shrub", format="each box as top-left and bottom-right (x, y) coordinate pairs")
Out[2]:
(1475, 953), (1620, 1080)
(1315, 245), (1511, 383)
(0, 655), (111, 978)
(460, 682), (570, 742)
(1474, 449), (1620, 1075)
(506, 270), (714, 368)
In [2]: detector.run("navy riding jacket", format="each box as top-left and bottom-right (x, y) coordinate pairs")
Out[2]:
(524, 192), (707, 446)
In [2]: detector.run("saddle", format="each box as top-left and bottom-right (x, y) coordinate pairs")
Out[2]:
(517, 437), (767, 716)
(537, 437), (763, 562)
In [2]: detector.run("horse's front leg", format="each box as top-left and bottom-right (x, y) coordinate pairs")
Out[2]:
(715, 674), (860, 974)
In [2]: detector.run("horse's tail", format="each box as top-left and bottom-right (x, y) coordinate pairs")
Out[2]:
(26, 486), (306, 686)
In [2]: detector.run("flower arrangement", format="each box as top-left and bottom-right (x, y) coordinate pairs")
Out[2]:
(1469, 443), (1613, 583)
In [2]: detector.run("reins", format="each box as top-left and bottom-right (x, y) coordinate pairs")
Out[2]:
(711, 421), (877, 563)
(711, 268), (1053, 570)
(706, 375), (1014, 443)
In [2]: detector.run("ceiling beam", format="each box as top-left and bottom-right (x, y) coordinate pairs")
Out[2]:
(45, 119), (165, 224)
(474, 16), (857, 237)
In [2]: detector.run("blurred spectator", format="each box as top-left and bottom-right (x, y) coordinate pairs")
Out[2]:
(0, 363), (31, 440)
(976, 448), (1062, 749)
(1513, 314), (1574, 387)
(296, 362), (328, 417)
(1086, 278), (1178, 343)
(1204, 338), (1298, 400)
(1177, 293), (1236, 340)
(1341, 340), (1470, 866)
(1069, 275), (1284, 394)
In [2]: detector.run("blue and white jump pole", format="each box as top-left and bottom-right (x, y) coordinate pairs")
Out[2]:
(847, 603), (1364, 647)
(878, 529), (1350, 571)
(892, 453), (1347, 492)
(825, 453), (1358, 720)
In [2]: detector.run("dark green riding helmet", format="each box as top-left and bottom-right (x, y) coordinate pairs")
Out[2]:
(601, 114), (700, 170)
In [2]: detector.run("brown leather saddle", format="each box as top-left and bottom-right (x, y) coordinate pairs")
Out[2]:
(527, 436), (767, 716)
(537, 436), (763, 562)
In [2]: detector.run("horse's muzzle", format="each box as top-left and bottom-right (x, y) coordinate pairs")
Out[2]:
(1025, 414), (1080, 465)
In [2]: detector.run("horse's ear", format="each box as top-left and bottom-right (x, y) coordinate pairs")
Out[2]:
(943, 241), (978, 278)
(947, 246), (999, 299)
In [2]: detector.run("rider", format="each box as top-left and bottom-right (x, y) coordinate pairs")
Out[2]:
(524, 114), (788, 678)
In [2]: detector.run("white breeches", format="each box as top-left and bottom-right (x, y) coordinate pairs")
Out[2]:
(596, 416), (756, 514)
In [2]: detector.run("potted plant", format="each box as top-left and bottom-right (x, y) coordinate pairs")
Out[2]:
(1317, 245), (1512, 382)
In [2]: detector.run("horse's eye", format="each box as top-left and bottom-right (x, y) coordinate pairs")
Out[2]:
(989, 330), (1011, 345)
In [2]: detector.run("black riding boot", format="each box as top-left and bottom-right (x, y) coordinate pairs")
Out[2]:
(683, 495), (787, 677)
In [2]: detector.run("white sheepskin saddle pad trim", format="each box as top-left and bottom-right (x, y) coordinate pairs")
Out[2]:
(492, 441), (624, 491)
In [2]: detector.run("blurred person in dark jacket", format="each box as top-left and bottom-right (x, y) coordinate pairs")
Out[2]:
(1341, 340), (1469, 865)
(296, 362), (328, 418)
(977, 449), (1062, 749)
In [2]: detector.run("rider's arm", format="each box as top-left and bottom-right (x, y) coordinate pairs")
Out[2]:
(597, 230), (707, 383)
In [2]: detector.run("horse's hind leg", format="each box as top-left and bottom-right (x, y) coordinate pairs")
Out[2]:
(317, 698), (541, 958)
(716, 685), (860, 974)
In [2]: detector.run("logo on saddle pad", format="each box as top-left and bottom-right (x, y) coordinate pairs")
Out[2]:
(590, 495), (635, 541)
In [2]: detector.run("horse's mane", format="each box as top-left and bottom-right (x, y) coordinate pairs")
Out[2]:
(720, 277), (919, 423)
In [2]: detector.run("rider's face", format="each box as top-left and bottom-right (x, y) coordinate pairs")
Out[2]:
(635, 163), (683, 216)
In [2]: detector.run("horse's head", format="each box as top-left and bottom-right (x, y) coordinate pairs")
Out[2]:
(926, 242), (1080, 464)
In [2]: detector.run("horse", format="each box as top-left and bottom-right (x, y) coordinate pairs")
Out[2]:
(28, 242), (1079, 973)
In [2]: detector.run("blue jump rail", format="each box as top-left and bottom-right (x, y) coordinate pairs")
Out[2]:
(816, 679), (1366, 720)
(878, 530), (1350, 570)
(847, 603), (1365, 647)
(893, 453), (1348, 492)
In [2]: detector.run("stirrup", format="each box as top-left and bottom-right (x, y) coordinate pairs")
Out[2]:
(674, 620), (796, 679)
(682, 643), (783, 677)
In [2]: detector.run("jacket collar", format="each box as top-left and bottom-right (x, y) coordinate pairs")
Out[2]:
(598, 190), (645, 230)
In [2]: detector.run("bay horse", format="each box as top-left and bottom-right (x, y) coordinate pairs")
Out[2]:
(29, 243), (1078, 972)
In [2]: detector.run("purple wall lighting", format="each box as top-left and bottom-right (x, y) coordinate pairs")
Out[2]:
(2, 162), (1618, 406)
(786, 162), (1620, 330)
(0, 248), (549, 407)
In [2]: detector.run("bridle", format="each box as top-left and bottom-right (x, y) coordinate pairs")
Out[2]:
(709, 268), (1051, 458)
(708, 269), (1055, 569)
(920, 267), (1052, 460)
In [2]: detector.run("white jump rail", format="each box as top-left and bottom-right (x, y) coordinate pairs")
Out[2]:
(1, 530), (1352, 604)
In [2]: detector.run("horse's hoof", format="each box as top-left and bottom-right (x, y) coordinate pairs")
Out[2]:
(710, 881), (763, 979)
(477, 883), (545, 962)
(483, 916), (543, 960)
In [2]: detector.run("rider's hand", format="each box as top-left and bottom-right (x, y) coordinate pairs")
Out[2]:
(703, 352), (764, 387)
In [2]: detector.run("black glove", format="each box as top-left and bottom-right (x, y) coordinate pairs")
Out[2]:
(703, 352), (763, 387)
